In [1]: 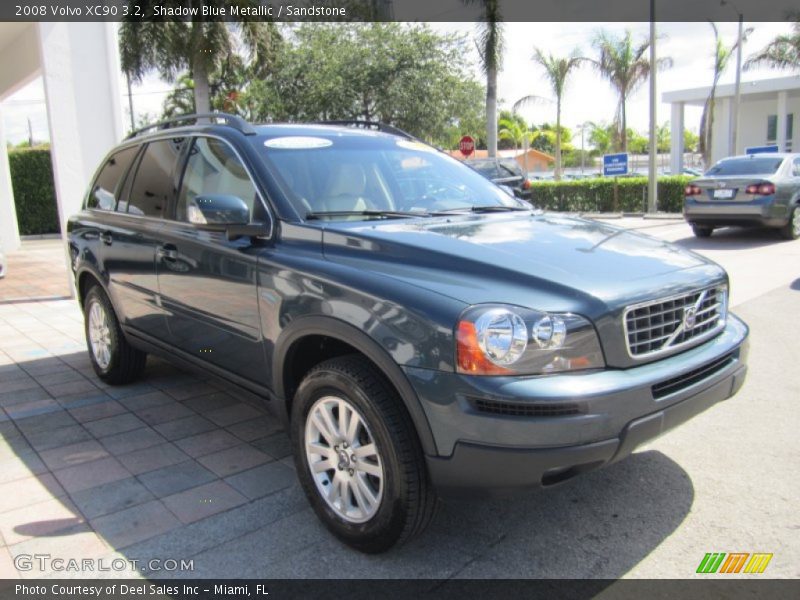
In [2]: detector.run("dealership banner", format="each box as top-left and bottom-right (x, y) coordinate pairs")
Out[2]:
(1, 0), (799, 22)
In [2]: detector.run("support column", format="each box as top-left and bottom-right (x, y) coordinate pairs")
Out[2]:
(0, 105), (21, 253)
(37, 22), (124, 294)
(670, 102), (685, 175)
(712, 98), (731, 164)
(776, 91), (788, 151)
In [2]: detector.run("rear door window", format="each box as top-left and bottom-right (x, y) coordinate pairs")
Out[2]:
(124, 139), (183, 218)
(86, 146), (139, 211)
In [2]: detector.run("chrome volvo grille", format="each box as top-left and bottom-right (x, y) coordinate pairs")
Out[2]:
(624, 286), (727, 359)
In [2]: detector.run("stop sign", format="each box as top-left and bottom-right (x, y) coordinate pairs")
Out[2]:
(459, 135), (475, 158)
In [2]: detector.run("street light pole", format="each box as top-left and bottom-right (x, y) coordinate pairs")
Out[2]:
(722, 0), (744, 156)
(647, 0), (658, 213)
(733, 12), (743, 155)
(580, 124), (585, 176)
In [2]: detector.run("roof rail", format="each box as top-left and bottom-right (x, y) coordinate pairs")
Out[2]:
(126, 112), (257, 140)
(315, 120), (420, 142)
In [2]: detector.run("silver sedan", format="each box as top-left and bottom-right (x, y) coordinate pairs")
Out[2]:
(684, 153), (800, 239)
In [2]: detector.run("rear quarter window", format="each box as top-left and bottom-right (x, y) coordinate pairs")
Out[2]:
(86, 146), (139, 211)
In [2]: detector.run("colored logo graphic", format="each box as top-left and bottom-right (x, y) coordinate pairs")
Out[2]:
(696, 552), (773, 574)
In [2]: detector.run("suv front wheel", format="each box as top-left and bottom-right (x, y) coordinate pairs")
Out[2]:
(83, 285), (147, 384)
(291, 355), (436, 553)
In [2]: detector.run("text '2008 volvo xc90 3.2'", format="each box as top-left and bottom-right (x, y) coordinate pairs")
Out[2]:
(68, 114), (749, 552)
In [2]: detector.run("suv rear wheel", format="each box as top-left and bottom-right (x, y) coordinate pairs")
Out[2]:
(83, 285), (147, 384)
(291, 355), (436, 553)
(779, 205), (800, 240)
(692, 224), (714, 238)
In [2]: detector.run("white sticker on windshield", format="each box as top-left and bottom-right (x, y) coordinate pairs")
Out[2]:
(264, 136), (333, 150)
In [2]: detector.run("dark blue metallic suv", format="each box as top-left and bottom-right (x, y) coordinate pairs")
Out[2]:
(68, 114), (749, 552)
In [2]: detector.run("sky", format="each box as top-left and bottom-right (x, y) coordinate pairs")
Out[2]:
(1, 21), (795, 146)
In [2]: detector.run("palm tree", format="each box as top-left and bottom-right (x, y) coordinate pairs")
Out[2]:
(744, 15), (800, 72)
(590, 30), (672, 153)
(587, 121), (614, 155)
(119, 6), (279, 115)
(463, 0), (504, 157)
(514, 48), (584, 180)
(498, 116), (535, 151)
(699, 23), (751, 168)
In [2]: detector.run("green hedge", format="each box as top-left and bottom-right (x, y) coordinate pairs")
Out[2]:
(527, 175), (692, 214)
(9, 147), (60, 235)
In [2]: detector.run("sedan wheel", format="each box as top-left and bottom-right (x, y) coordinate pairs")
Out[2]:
(780, 206), (800, 240)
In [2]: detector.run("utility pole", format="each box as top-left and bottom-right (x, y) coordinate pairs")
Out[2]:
(27, 117), (33, 146)
(126, 72), (135, 131)
(722, 1), (744, 155)
(733, 13), (743, 154)
(647, 0), (658, 213)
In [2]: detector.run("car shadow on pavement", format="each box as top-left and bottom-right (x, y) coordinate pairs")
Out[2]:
(671, 226), (785, 251)
(1, 349), (694, 581)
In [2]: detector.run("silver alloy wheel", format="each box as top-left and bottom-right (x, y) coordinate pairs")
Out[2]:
(304, 395), (384, 523)
(793, 207), (800, 237)
(88, 300), (112, 370)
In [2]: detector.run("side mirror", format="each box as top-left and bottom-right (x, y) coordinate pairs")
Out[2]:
(225, 222), (271, 242)
(190, 194), (250, 225)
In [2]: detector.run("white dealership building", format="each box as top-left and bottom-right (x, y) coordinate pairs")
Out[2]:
(665, 75), (800, 173)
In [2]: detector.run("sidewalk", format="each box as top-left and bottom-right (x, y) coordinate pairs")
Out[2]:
(0, 240), (71, 303)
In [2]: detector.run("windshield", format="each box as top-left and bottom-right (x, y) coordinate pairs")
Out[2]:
(256, 134), (527, 219)
(469, 159), (523, 179)
(705, 156), (784, 176)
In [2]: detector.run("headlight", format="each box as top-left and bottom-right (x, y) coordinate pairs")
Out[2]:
(456, 304), (605, 376)
(474, 309), (528, 366)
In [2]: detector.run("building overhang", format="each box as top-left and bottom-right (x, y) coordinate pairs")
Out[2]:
(663, 75), (800, 107)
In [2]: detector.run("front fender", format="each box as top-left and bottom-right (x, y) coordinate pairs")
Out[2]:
(273, 315), (439, 456)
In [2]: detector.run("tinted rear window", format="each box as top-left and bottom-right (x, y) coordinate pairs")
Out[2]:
(124, 139), (183, 218)
(706, 157), (784, 176)
(87, 146), (139, 210)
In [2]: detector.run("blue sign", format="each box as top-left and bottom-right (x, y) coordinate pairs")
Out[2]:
(745, 145), (779, 155)
(603, 153), (629, 176)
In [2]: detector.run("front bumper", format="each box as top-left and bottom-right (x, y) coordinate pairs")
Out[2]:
(684, 197), (787, 228)
(405, 315), (748, 495)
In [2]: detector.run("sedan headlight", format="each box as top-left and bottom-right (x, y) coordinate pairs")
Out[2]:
(456, 304), (605, 376)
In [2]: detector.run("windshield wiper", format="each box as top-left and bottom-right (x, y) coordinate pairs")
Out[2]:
(432, 205), (532, 214)
(305, 210), (431, 221)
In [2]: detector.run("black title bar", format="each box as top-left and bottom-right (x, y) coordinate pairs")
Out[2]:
(2, 0), (799, 23)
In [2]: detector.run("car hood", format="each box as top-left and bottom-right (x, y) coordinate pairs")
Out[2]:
(320, 213), (725, 314)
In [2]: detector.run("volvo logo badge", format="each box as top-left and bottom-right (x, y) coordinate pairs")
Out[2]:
(683, 306), (698, 330)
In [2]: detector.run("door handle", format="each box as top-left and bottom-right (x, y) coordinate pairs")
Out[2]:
(156, 244), (179, 261)
(99, 231), (113, 246)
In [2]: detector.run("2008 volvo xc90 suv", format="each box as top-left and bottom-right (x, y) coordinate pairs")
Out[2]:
(69, 114), (749, 552)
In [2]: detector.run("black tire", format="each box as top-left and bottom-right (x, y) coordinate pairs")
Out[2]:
(291, 355), (437, 553)
(779, 205), (800, 240)
(692, 224), (714, 238)
(83, 285), (147, 385)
